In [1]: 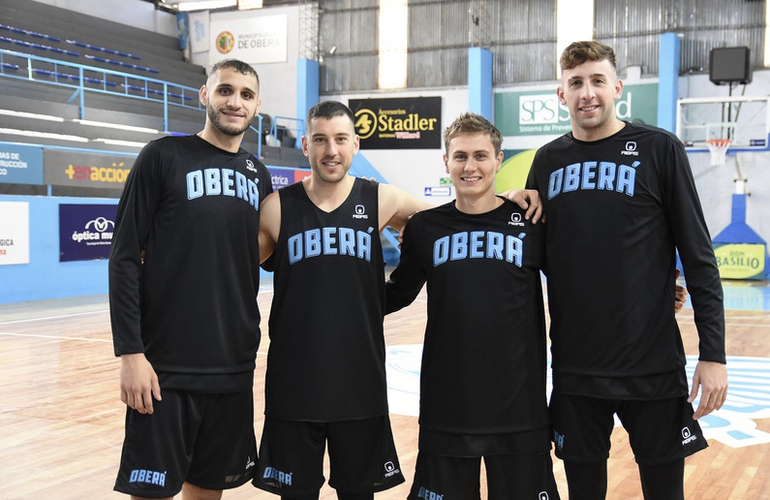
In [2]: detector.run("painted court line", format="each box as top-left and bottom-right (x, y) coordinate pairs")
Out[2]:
(0, 309), (110, 326)
(0, 331), (112, 343)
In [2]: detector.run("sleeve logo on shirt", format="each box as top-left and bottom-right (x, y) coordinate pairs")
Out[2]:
(246, 159), (258, 173)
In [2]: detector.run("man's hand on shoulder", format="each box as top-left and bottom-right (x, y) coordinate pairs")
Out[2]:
(501, 189), (544, 223)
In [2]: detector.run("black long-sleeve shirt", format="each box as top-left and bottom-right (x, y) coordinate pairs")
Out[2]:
(526, 122), (725, 397)
(386, 199), (549, 434)
(109, 134), (272, 392)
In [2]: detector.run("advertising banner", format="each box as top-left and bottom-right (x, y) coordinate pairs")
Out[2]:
(44, 150), (134, 189)
(0, 144), (44, 185)
(349, 97), (442, 150)
(713, 243), (767, 280)
(210, 14), (288, 64)
(494, 83), (658, 137)
(0, 201), (30, 265)
(267, 167), (312, 191)
(59, 204), (118, 262)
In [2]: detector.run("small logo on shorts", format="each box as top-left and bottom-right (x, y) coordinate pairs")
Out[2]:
(681, 426), (697, 445)
(553, 429), (565, 451)
(539, 492), (550, 500)
(245, 455), (255, 470)
(383, 461), (400, 478)
(417, 486), (444, 500)
(263, 466), (293, 485)
(129, 469), (167, 486)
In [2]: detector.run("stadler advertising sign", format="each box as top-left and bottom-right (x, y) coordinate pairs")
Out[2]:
(349, 97), (442, 150)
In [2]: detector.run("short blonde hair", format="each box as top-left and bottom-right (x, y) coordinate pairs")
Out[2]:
(443, 112), (502, 155)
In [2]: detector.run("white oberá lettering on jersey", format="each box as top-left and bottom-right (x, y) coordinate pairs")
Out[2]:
(433, 231), (525, 267)
(547, 161), (639, 200)
(287, 227), (374, 264)
(186, 168), (260, 210)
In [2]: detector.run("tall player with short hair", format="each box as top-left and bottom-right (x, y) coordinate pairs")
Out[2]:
(526, 41), (728, 500)
(385, 112), (561, 500)
(109, 59), (272, 500)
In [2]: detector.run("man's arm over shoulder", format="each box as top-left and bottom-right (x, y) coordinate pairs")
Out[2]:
(259, 191), (281, 264)
(378, 183), (433, 232)
(385, 216), (428, 314)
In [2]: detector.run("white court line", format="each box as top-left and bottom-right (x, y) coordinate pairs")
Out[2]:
(0, 309), (109, 326)
(0, 284), (274, 327)
(0, 331), (112, 343)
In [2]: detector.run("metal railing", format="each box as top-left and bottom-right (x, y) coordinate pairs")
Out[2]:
(0, 48), (271, 158)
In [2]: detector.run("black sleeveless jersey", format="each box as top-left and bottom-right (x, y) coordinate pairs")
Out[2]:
(265, 177), (388, 421)
(386, 199), (549, 434)
(526, 122), (725, 395)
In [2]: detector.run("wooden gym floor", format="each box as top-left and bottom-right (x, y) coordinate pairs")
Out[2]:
(0, 278), (769, 499)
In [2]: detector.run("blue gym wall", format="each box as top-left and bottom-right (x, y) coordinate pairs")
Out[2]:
(0, 195), (116, 304)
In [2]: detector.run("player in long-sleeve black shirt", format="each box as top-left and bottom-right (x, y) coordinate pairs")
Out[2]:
(525, 41), (727, 500)
(386, 113), (561, 500)
(109, 59), (272, 499)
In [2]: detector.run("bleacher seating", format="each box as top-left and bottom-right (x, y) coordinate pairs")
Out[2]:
(0, 1), (213, 156)
(0, 2), (203, 86)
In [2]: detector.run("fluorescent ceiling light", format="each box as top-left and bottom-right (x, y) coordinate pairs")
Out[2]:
(74, 119), (159, 134)
(0, 128), (89, 142)
(238, 0), (263, 9)
(0, 109), (65, 122)
(378, 0), (408, 90)
(556, 0), (595, 77)
(176, 0), (237, 11)
(94, 138), (148, 148)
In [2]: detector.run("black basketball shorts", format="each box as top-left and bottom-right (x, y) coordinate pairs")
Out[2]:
(114, 389), (257, 498)
(549, 391), (708, 466)
(254, 415), (405, 496)
(407, 451), (561, 500)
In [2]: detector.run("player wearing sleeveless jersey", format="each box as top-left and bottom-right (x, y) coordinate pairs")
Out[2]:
(255, 101), (543, 500)
(253, 101), (432, 500)
(526, 41), (727, 500)
(385, 113), (560, 500)
(109, 60), (272, 500)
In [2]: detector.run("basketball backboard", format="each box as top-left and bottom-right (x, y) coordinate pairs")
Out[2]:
(677, 96), (770, 153)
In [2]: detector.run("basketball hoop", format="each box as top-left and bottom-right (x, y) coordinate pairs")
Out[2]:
(706, 139), (731, 166)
